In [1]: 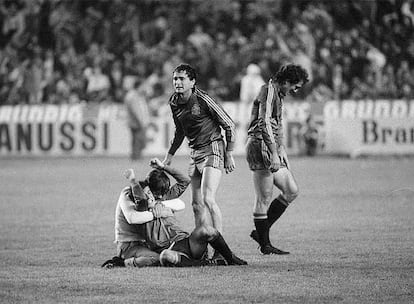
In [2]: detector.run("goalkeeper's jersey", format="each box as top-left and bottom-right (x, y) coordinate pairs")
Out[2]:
(247, 80), (284, 147)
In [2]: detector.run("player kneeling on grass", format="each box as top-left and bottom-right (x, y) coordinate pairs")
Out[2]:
(102, 158), (247, 268)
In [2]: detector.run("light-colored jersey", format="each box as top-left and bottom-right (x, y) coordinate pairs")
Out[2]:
(114, 187), (146, 243)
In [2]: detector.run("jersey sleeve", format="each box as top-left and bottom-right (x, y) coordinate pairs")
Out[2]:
(163, 165), (191, 200)
(258, 81), (278, 153)
(200, 90), (236, 151)
(167, 105), (185, 155)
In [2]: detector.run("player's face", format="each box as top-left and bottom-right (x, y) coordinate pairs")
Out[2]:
(280, 80), (304, 96)
(173, 71), (195, 98)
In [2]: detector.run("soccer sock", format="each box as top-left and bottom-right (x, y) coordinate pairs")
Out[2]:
(253, 214), (270, 246)
(209, 233), (234, 264)
(267, 195), (289, 228)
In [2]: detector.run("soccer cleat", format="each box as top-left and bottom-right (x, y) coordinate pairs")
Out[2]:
(210, 251), (228, 266)
(227, 254), (248, 266)
(250, 230), (290, 255)
(260, 244), (290, 255)
(101, 256), (125, 268)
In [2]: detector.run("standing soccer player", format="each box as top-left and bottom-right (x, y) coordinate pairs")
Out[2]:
(162, 64), (236, 262)
(246, 64), (309, 255)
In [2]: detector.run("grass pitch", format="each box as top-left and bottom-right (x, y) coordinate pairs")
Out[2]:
(0, 155), (413, 303)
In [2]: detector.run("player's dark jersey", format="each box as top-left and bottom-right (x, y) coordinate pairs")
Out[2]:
(145, 166), (190, 250)
(247, 80), (284, 147)
(168, 87), (235, 154)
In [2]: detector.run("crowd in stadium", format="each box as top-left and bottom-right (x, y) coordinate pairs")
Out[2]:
(1, 0), (414, 108)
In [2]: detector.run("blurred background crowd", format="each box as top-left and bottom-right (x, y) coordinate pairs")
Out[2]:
(1, 0), (414, 111)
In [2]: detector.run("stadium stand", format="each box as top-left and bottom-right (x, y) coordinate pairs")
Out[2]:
(0, 0), (413, 105)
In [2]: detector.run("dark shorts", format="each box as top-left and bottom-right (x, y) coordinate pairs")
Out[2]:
(170, 237), (192, 258)
(246, 137), (286, 171)
(188, 140), (224, 176)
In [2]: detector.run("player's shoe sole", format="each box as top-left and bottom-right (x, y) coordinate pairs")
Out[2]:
(260, 244), (290, 255)
(250, 230), (290, 255)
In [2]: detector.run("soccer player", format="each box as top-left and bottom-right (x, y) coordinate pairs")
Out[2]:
(246, 64), (309, 255)
(102, 158), (247, 268)
(162, 64), (236, 262)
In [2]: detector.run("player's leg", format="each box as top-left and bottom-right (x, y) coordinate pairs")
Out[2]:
(190, 169), (213, 228)
(123, 246), (160, 267)
(250, 169), (290, 254)
(102, 242), (160, 268)
(268, 168), (299, 229)
(201, 166), (223, 233)
(189, 225), (247, 265)
(251, 169), (273, 248)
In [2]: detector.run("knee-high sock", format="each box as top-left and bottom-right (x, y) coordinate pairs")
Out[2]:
(254, 213), (270, 246)
(209, 233), (234, 263)
(267, 195), (289, 228)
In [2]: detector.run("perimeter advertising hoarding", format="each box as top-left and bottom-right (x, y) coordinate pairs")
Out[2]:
(0, 101), (314, 157)
(6, 100), (413, 157)
(324, 100), (414, 156)
(0, 103), (127, 156)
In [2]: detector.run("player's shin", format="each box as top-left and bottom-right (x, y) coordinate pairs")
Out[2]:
(209, 233), (247, 265)
(253, 213), (270, 246)
(267, 195), (289, 228)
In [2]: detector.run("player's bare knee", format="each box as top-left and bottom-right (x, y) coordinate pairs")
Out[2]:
(159, 249), (180, 266)
(197, 225), (217, 241)
(284, 188), (299, 203)
(289, 191), (299, 202)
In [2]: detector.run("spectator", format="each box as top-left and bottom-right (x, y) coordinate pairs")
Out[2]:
(239, 63), (265, 123)
(124, 80), (150, 160)
(301, 114), (319, 156)
(187, 24), (214, 51)
(84, 63), (110, 102)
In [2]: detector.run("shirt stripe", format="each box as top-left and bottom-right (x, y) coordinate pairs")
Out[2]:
(195, 88), (236, 145)
(264, 80), (276, 144)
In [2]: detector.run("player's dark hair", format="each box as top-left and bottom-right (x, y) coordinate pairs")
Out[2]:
(272, 64), (309, 85)
(174, 64), (197, 82)
(146, 169), (171, 198)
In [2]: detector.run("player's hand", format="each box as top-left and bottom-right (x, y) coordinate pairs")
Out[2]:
(150, 158), (164, 170)
(279, 146), (290, 170)
(224, 151), (235, 174)
(162, 154), (173, 166)
(269, 153), (280, 172)
(152, 203), (173, 218)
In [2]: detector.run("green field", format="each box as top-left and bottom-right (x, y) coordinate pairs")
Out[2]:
(0, 155), (413, 304)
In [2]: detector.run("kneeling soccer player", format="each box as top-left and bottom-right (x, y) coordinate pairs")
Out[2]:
(102, 158), (247, 268)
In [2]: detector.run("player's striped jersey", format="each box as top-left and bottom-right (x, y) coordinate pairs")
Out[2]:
(247, 80), (284, 147)
(168, 87), (235, 154)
